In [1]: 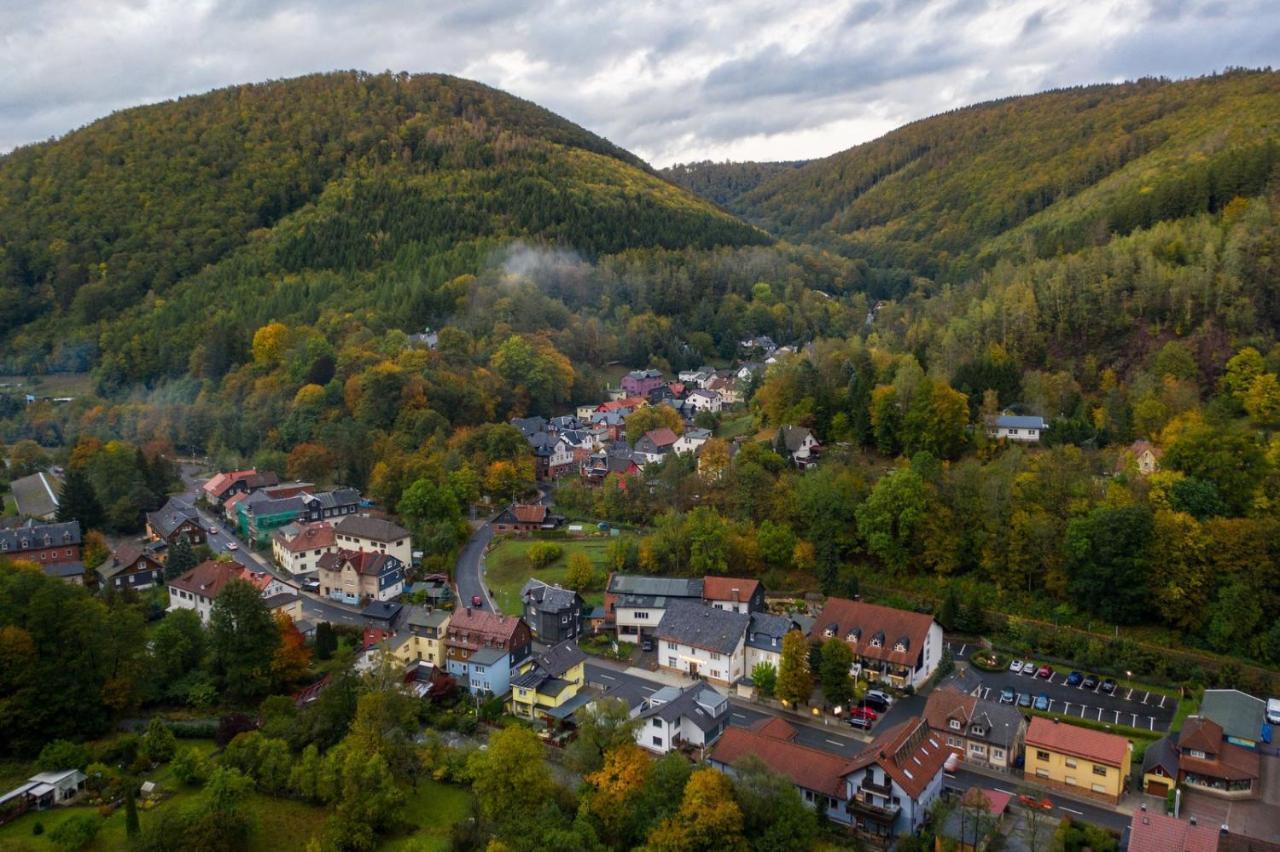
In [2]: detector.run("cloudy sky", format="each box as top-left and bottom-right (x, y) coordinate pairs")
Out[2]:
(2, 0), (1277, 165)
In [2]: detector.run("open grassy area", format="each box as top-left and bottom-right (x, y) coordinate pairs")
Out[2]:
(0, 373), (95, 398)
(716, 411), (756, 441)
(2, 494), (17, 517)
(380, 780), (473, 851)
(486, 536), (618, 615)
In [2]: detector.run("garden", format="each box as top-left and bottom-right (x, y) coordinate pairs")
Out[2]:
(485, 534), (627, 615)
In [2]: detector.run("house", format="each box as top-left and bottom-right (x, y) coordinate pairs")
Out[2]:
(673, 427), (711, 456)
(605, 574), (704, 643)
(706, 376), (740, 404)
(96, 542), (166, 590)
(0, 519), (82, 568)
(8, 471), (62, 520)
(739, 335), (777, 357)
(634, 682), (729, 755)
(655, 600), (750, 685)
(360, 601), (404, 635)
(146, 498), (207, 546)
(923, 686), (1027, 772)
(1023, 716), (1131, 803)
(702, 576), (764, 614)
(408, 328), (439, 349)
(238, 487), (360, 545)
(443, 607), (533, 696)
(634, 427), (679, 463)
(510, 640), (590, 722)
(743, 611), (808, 676)
(621, 369), (666, 398)
(41, 561), (85, 584)
(1125, 810), (1220, 852)
(492, 503), (552, 534)
(271, 521), (338, 575)
(202, 469), (280, 506)
(1142, 717), (1260, 799)
(709, 715), (948, 840)
(392, 605), (451, 667)
(647, 384), (677, 405)
(1199, 689), (1269, 749)
(167, 560), (251, 623)
(986, 414), (1047, 443)
(778, 425), (820, 468)
(521, 579), (584, 643)
(1124, 440), (1164, 476)
(317, 549), (405, 605)
(0, 770), (88, 814)
(685, 388), (722, 414)
(810, 597), (944, 690)
(581, 446), (641, 484)
(333, 515), (412, 567)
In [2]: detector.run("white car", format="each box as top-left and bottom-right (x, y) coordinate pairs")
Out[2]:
(208, 526), (221, 536)
(1009, 660), (1024, 674)
(225, 542), (238, 551)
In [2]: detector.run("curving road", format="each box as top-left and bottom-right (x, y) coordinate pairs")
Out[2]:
(453, 521), (494, 612)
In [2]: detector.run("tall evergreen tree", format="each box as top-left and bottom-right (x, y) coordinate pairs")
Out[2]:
(165, 534), (197, 581)
(55, 467), (104, 531)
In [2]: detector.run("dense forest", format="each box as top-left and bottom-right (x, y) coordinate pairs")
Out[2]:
(658, 160), (808, 207)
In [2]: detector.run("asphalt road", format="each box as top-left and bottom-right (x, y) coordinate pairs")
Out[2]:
(453, 521), (494, 612)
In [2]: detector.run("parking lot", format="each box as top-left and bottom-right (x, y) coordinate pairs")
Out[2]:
(947, 641), (1177, 732)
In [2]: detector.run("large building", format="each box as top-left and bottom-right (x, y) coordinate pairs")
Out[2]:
(1023, 717), (1131, 804)
(271, 521), (337, 575)
(702, 576), (765, 614)
(444, 607), (533, 696)
(202, 469), (280, 506)
(237, 488), (360, 546)
(0, 520), (83, 583)
(743, 611), (810, 676)
(605, 574), (704, 643)
(510, 641), (590, 722)
(1141, 716), (1260, 800)
(316, 549), (405, 605)
(8, 471), (62, 521)
(167, 560), (288, 623)
(809, 598), (944, 690)
(923, 686), (1027, 772)
(654, 600), (750, 686)
(145, 498), (207, 546)
(333, 515), (412, 567)
(521, 579), (584, 643)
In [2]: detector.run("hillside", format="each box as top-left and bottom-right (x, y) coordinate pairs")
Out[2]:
(0, 71), (767, 375)
(659, 159), (808, 207)
(730, 71), (1280, 282)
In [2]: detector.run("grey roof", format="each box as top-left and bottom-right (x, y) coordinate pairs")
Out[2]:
(306, 488), (361, 510)
(745, 611), (802, 652)
(334, 514), (409, 542)
(639, 682), (728, 732)
(42, 561), (84, 579)
(406, 605), (450, 629)
(967, 700), (1027, 750)
(656, 600), (750, 656)
(263, 592), (300, 610)
(146, 498), (200, 538)
(608, 574), (703, 600)
(0, 519), (82, 554)
(9, 472), (62, 518)
(1200, 689), (1267, 741)
(360, 601), (403, 623)
(533, 640), (587, 677)
(938, 667), (983, 696)
(1142, 734), (1178, 776)
(993, 415), (1046, 429)
(780, 425), (814, 453)
(511, 416), (548, 437)
(469, 646), (507, 666)
(522, 579), (581, 614)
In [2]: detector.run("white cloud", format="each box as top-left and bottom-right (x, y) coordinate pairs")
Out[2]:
(1, 0), (1276, 164)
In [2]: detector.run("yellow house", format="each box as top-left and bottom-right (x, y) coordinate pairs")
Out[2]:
(393, 607), (451, 667)
(509, 641), (590, 722)
(1023, 717), (1131, 804)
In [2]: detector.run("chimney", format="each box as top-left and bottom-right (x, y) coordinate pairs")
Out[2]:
(731, 587), (740, 602)
(1189, 817), (1197, 827)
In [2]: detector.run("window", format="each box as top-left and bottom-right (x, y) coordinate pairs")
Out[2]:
(992, 748), (1005, 761)
(652, 718), (662, 728)
(652, 737), (663, 747)
(949, 719), (962, 731)
(710, 652), (720, 661)
(1036, 750), (1050, 762)
(1188, 749), (1206, 759)
(1091, 783), (1106, 794)
(1092, 765), (1108, 777)
(1036, 769), (1050, 779)
(668, 641), (678, 650)
(668, 657), (678, 667)
(1065, 758), (1077, 769)
(1065, 776), (1076, 786)
(634, 611), (649, 620)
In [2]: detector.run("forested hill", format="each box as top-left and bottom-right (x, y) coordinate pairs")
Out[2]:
(727, 70), (1280, 282)
(0, 71), (767, 374)
(659, 159), (809, 207)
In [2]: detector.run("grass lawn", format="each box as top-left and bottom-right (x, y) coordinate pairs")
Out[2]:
(379, 780), (472, 851)
(487, 537), (618, 615)
(716, 411), (756, 441)
(2, 494), (17, 517)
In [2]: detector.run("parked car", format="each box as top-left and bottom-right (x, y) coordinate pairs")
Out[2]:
(225, 542), (237, 551)
(301, 578), (320, 592)
(641, 637), (655, 652)
(1101, 678), (1118, 694)
(865, 689), (893, 707)
(1024, 662), (1040, 677)
(1018, 692), (1033, 708)
(1036, 665), (1053, 679)
(1018, 794), (1053, 811)
(1066, 671), (1084, 687)
(999, 687), (1017, 705)
(471, 594), (483, 607)
(1034, 693), (1050, 711)
(1082, 674), (1100, 690)
(208, 526), (221, 536)
(847, 714), (873, 729)
(1009, 660), (1023, 674)
(861, 695), (890, 713)
(849, 706), (878, 722)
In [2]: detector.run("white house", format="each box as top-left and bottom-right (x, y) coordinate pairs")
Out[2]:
(743, 611), (807, 674)
(779, 425), (820, 468)
(673, 427), (712, 456)
(0, 770), (88, 812)
(986, 414), (1047, 443)
(810, 598), (944, 691)
(333, 515), (413, 567)
(634, 683), (729, 755)
(607, 575), (704, 643)
(654, 599), (749, 685)
(271, 521), (338, 575)
(167, 561), (248, 624)
(686, 388), (722, 414)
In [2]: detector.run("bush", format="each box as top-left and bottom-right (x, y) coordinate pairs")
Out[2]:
(526, 542), (563, 569)
(170, 746), (213, 786)
(215, 713), (258, 747)
(32, 821), (43, 836)
(969, 650), (1004, 671)
(49, 813), (100, 851)
(36, 739), (90, 772)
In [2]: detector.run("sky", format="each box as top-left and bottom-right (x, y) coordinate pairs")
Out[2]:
(2, 0), (1278, 166)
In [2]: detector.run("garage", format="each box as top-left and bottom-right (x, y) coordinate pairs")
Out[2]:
(1145, 779), (1169, 796)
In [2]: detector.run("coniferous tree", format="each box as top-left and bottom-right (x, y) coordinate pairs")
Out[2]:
(165, 534), (197, 581)
(56, 467), (104, 531)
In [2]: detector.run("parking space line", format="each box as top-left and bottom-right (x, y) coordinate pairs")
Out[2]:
(1097, 707), (1104, 721)
(1141, 691), (1149, 704)
(1131, 713), (1138, 727)
(1046, 699), (1055, 711)
(982, 687), (990, 700)
(1159, 695), (1167, 709)
(1061, 807), (1084, 816)
(826, 739), (844, 746)
(1148, 717), (1155, 731)
(731, 712), (746, 719)
(1125, 688), (1133, 700)
(1114, 710), (1121, 723)
(1062, 702), (1071, 714)
(959, 644), (968, 656)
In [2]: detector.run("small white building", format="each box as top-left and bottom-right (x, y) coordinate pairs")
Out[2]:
(0, 770), (88, 812)
(673, 427), (712, 456)
(686, 388), (722, 414)
(634, 682), (729, 755)
(986, 414), (1047, 443)
(607, 575), (704, 643)
(333, 515), (413, 567)
(654, 599), (749, 685)
(271, 521), (338, 575)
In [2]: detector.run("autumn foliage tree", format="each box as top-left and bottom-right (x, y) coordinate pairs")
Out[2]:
(270, 613), (312, 686)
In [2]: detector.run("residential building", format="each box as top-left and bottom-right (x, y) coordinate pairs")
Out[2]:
(146, 498), (207, 546)
(316, 549), (405, 605)
(706, 376), (740, 404)
(634, 682), (729, 755)
(521, 579), (583, 643)
(444, 607), (532, 695)
(655, 600), (750, 685)
(1141, 716), (1260, 799)
(634, 427), (679, 463)
(0, 519), (82, 567)
(492, 503), (551, 534)
(96, 543), (166, 591)
(1023, 717), (1131, 803)
(809, 597), (944, 689)
(271, 521), (338, 575)
(202, 469), (280, 505)
(778, 425), (820, 468)
(702, 576), (765, 614)
(710, 718), (851, 819)
(743, 610), (809, 675)
(1199, 689), (1269, 749)
(673, 427), (711, 456)
(8, 471), (62, 520)
(333, 514), (412, 566)
(1126, 811), (1220, 852)
(237, 487), (360, 545)
(686, 388), (722, 414)
(923, 686), (1027, 772)
(605, 574), (704, 643)
(167, 560), (250, 623)
(986, 414), (1047, 443)
(621, 368), (666, 398)
(510, 640), (590, 722)
(391, 605), (450, 666)
(1124, 440), (1164, 476)
(581, 446), (640, 484)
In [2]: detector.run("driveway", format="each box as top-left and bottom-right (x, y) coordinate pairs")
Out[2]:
(454, 521), (494, 611)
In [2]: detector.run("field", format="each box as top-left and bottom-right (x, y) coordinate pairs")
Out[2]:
(380, 780), (473, 851)
(0, 374), (95, 399)
(486, 536), (620, 615)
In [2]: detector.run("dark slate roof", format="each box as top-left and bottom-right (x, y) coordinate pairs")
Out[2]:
(469, 646), (508, 666)
(41, 561), (84, 579)
(1200, 689), (1267, 742)
(607, 575), (703, 610)
(306, 488), (361, 510)
(146, 498), (200, 539)
(745, 611), (801, 651)
(522, 579), (581, 614)
(780, 425), (814, 453)
(656, 599), (750, 656)
(360, 601), (403, 624)
(639, 683), (728, 732)
(992, 415), (1047, 429)
(0, 519), (82, 554)
(1142, 734), (1178, 777)
(511, 416), (548, 437)
(334, 514), (409, 542)
(534, 640), (587, 677)
(405, 605), (450, 629)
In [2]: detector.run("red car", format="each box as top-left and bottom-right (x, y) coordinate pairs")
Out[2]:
(471, 594), (483, 607)
(1036, 665), (1054, 679)
(1018, 794), (1054, 811)
(849, 705), (878, 722)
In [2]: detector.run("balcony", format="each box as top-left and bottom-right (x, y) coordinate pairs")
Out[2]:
(849, 794), (900, 822)
(859, 777), (893, 797)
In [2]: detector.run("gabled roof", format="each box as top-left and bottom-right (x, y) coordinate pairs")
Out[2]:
(273, 521), (336, 552)
(923, 687), (1025, 750)
(1127, 812), (1220, 852)
(655, 599), (750, 656)
(710, 717), (848, 797)
(146, 498), (201, 539)
(809, 597), (936, 668)
(639, 682), (727, 732)
(203, 469), (256, 496)
(317, 549), (402, 578)
(168, 560), (245, 600)
(1199, 689), (1267, 742)
(991, 414), (1046, 429)
(641, 427), (678, 448)
(1178, 716), (1224, 754)
(843, 717), (950, 800)
(780, 425), (815, 452)
(334, 514), (409, 542)
(702, 576), (759, 603)
(446, 607), (527, 647)
(97, 544), (162, 580)
(0, 519), (82, 554)
(521, 579), (581, 613)
(526, 640), (587, 679)
(1177, 718), (1260, 782)
(405, 605), (450, 630)
(9, 471), (62, 519)
(1142, 734), (1178, 777)
(1025, 716), (1128, 767)
(497, 504), (548, 524)
(607, 574), (704, 599)
(745, 611), (801, 651)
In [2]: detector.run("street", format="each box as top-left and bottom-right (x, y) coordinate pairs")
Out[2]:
(453, 521), (494, 612)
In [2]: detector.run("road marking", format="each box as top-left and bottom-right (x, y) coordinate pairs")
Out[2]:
(826, 739), (845, 746)
(1063, 702), (1071, 713)
(1159, 695), (1167, 709)
(732, 712), (747, 719)
(1097, 707), (1104, 721)
(1046, 699), (1055, 711)
(982, 687), (991, 700)
(959, 644), (968, 656)
(598, 673), (616, 680)
(1148, 717), (1155, 731)
(1114, 710), (1121, 723)
(1125, 688), (1133, 700)
(641, 686), (656, 692)
(1061, 807), (1084, 816)
(1141, 691), (1149, 704)
(1131, 713), (1138, 727)
(995, 788), (1014, 796)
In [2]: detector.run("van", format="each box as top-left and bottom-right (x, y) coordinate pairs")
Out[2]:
(1267, 698), (1280, 726)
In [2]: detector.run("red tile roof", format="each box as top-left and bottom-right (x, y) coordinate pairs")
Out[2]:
(168, 560), (246, 600)
(643, 427), (678, 447)
(1128, 812), (1220, 852)
(275, 521), (336, 553)
(445, 607), (528, 651)
(702, 576), (759, 604)
(843, 717), (950, 800)
(809, 597), (937, 668)
(203, 469), (256, 496)
(511, 504), (548, 524)
(1026, 716), (1129, 767)
(710, 722), (849, 797)
(318, 549), (398, 577)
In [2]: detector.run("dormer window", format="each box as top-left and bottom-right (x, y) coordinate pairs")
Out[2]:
(970, 725), (986, 737)
(846, 628), (861, 643)
(63, 532), (72, 543)
(823, 623), (838, 638)
(949, 719), (962, 731)
(870, 631), (884, 648)
(894, 637), (910, 653)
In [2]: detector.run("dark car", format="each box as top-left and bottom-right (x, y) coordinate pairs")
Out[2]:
(471, 594), (483, 607)
(1066, 671), (1084, 687)
(1101, 677), (1118, 694)
(1082, 674), (1100, 690)
(641, 638), (655, 652)
(1017, 692), (1033, 708)
(861, 695), (890, 713)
